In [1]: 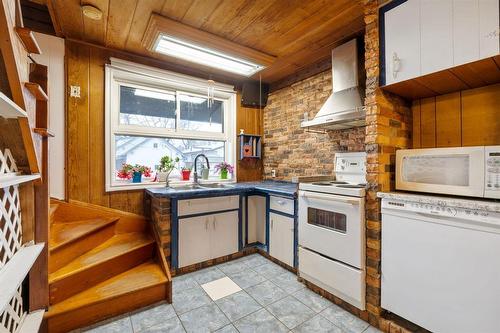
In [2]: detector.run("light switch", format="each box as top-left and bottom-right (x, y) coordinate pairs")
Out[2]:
(70, 85), (81, 98)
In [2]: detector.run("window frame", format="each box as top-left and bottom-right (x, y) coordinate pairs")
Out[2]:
(105, 58), (237, 192)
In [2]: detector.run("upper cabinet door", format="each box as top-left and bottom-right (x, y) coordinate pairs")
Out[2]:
(384, 0), (421, 84)
(421, 0), (453, 75)
(479, 0), (500, 58)
(453, 0), (480, 66)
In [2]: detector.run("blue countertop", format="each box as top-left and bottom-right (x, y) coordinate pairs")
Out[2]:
(146, 180), (298, 199)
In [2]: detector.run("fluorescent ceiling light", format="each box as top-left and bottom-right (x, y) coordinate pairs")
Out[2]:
(155, 35), (265, 76)
(134, 88), (175, 101)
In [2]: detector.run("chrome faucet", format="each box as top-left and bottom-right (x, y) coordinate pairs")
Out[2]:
(193, 154), (210, 184)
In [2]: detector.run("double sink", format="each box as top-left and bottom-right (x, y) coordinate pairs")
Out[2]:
(170, 183), (235, 191)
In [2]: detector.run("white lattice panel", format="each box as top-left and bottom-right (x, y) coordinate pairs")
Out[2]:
(0, 150), (17, 175)
(0, 186), (21, 270)
(0, 287), (23, 333)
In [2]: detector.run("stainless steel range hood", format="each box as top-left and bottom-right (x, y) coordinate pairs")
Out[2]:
(301, 39), (365, 131)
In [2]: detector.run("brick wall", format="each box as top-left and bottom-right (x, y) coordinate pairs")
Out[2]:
(263, 71), (366, 180)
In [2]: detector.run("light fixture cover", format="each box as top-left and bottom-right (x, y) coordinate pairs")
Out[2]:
(82, 5), (102, 20)
(154, 34), (265, 77)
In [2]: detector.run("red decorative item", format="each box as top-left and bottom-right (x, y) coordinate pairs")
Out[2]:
(181, 169), (191, 181)
(243, 144), (252, 157)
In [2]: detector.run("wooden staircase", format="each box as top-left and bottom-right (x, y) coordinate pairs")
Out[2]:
(44, 200), (171, 333)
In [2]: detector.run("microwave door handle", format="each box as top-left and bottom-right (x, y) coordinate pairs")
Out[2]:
(301, 192), (359, 205)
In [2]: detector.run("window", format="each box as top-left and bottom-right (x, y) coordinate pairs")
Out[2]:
(105, 58), (236, 191)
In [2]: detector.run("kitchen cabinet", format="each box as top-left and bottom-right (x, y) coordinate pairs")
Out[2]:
(453, 0), (480, 66)
(269, 212), (294, 267)
(421, 0), (453, 75)
(479, 0), (500, 58)
(383, 0), (421, 84)
(178, 210), (239, 268)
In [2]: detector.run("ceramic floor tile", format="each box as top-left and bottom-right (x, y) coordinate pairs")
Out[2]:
(246, 280), (288, 306)
(320, 305), (370, 333)
(130, 303), (177, 332)
(241, 254), (271, 268)
(266, 295), (315, 329)
(172, 285), (212, 315)
(191, 266), (226, 285)
(252, 262), (288, 279)
(292, 314), (343, 333)
(293, 288), (332, 313)
(140, 316), (186, 333)
(201, 276), (242, 301)
(179, 303), (230, 333)
(228, 268), (266, 289)
(83, 317), (133, 333)
(215, 290), (262, 321)
(270, 271), (305, 294)
(218, 260), (249, 275)
(214, 324), (239, 333)
(233, 308), (288, 333)
(173, 274), (199, 293)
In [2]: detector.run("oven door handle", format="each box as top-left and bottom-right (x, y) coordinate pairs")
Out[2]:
(300, 192), (360, 205)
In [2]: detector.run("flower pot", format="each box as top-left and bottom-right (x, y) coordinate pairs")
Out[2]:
(220, 169), (228, 179)
(181, 170), (191, 181)
(132, 171), (142, 183)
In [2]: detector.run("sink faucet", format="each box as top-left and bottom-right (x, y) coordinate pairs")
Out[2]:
(193, 154), (210, 184)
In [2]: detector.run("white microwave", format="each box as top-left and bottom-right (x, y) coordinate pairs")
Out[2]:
(396, 146), (500, 199)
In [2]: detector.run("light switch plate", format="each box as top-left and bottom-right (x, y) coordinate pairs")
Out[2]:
(70, 85), (81, 98)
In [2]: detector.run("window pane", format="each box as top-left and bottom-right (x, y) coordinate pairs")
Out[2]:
(114, 135), (226, 181)
(119, 86), (176, 128)
(179, 94), (224, 133)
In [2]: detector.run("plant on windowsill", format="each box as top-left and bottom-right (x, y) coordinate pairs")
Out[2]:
(156, 155), (179, 187)
(214, 162), (234, 180)
(181, 167), (192, 181)
(117, 163), (152, 183)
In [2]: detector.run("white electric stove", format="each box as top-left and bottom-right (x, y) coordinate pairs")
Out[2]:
(298, 152), (367, 310)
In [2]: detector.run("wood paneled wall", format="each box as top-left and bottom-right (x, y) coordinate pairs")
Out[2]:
(66, 41), (263, 215)
(412, 83), (500, 148)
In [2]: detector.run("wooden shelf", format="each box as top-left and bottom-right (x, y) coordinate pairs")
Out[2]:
(14, 27), (41, 54)
(380, 55), (500, 100)
(0, 91), (27, 118)
(0, 174), (41, 187)
(0, 243), (44, 314)
(239, 134), (262, 160)
(24, 82), (48, 101)
(33, 128), (55, 137)
(17, 309), (44, 333)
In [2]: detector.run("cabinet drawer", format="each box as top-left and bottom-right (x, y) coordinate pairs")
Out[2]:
(270, 196), (294, 215)
(178, 195), (239, 216)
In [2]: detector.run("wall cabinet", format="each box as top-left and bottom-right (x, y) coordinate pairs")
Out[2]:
(269, 212), (294, 267)
(178, 211), (239, 268)
(382, 0), (499, 85)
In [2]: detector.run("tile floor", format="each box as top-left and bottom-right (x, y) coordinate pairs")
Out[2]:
(81, 254), (381, 333)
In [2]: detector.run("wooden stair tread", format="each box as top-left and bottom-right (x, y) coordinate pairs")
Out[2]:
(46, 261), (167, 317)
(49, 233), (154, 283)
(49, 218), (118, 251)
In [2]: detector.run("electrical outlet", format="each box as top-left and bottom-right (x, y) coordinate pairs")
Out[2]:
(271, 169), (276, 178)
(70, 85), (81, 98)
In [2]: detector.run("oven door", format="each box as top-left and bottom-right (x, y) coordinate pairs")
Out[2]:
(298, 190), (365, 269)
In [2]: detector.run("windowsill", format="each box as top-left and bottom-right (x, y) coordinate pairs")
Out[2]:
(106, 178), (236, 192)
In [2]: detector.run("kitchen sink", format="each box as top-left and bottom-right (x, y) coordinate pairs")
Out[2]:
(169, 183), (234, 190)
(199, 183), (235, 189)
(170, 184), (203, 190)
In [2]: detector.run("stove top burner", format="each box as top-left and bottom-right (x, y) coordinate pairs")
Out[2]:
(336, 184), (366, 189)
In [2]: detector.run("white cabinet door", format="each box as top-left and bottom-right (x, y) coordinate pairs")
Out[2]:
(210, 211), (239, 259)
(421, 0), (453, 75)
(479, 0), (500, 58)
(384, 0), (421, 84)
(269, 213), (294, 267)
(247, 195), (266, 244)
(453, 0), (480, 66)
(178, 215), (211, 268)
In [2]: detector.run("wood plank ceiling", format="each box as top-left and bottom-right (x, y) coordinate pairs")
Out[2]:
(48, 0), (365, 84)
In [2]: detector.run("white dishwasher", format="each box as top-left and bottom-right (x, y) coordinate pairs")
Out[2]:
(381, 197), (500, 333)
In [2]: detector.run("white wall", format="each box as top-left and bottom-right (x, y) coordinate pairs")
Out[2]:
(32, 33), (65, 200)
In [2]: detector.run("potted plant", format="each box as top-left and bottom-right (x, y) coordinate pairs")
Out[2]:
(156, 155), (179, 186)
(117, 163), (151, 183)
(214, 162), (234, 180)
(181, 167), (192, 181)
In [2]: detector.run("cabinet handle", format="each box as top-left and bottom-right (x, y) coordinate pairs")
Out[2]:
(212, 217), (216, 229)
(392, 52), (401, 79)
(277, 200), (285, 205)
(271, 219), (274, 230)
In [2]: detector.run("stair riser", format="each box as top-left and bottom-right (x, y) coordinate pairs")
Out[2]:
(46, 284), (167, 333)
(49, 243), (155, 304)
(49, 225), (115, 273)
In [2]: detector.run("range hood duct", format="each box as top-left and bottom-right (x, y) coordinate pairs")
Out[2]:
(301, 39), (365, 131)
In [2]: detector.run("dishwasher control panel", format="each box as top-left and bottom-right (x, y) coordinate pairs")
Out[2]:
(381, 198), (500, 226)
